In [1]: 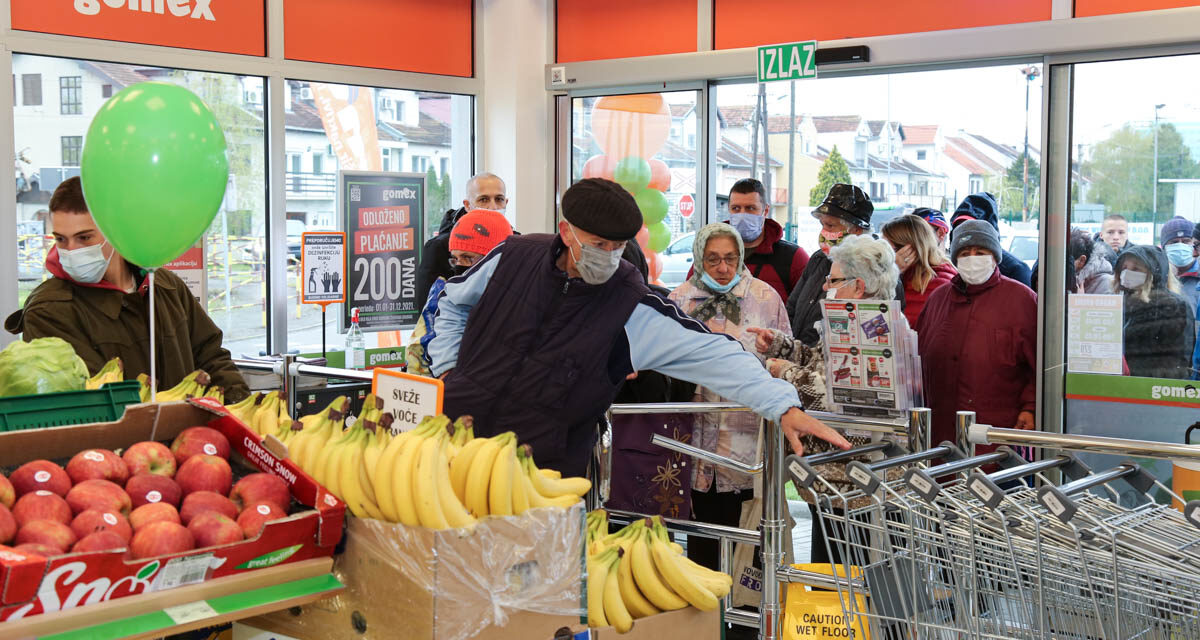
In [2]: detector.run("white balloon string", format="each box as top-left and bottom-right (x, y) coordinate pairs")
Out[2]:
(149, 269), (157, 403)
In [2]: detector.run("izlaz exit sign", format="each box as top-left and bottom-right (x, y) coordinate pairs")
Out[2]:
(758, 41), (817, 83)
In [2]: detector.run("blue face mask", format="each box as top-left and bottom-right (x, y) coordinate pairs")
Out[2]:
(728, 213), (766, 243)
(700, 270), (740, 293)
(1165, 242), (1195, 268)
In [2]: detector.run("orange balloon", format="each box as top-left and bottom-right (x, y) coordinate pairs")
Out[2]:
(648, 159), (671, 192)
(636, 225), (649, 250)
(589, 93), (671, 161)
(581, 154), (616, 180)
(652, 254), (664, 280)
(645, 251), (659, 275)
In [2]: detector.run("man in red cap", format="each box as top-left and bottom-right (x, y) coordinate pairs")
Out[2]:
(407, 209), (512, 376)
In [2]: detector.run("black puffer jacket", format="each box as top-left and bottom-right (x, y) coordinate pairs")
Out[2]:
(415, 206), (467, 307)
(1117, 245), (1196, 380)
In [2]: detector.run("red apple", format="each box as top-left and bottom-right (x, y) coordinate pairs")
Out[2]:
(72, 531), (128, 553)
(65, 479), (132, 516)
(71, 509), (132, 542)
(179, 491), (238, 525)
(236, 502), (286, 538)
(170, 427), (230, 464)
(126, 474), (182, 508)
(0, 504), (15, 544)
(13, 543), (60, 557)
(188, 511), (244, 548)
(16, 520), (76, 553)
(230, 473), (290, 513)
(12, 491), (72, 527)
(129, 503), (181, 531)
(130, 521), (195, 559)
(122, 441), (177, 478)
(66, 449), (129, 486)
(9, 461), (71, 498)
(0, 473), (14, 508)
(175, 455), (232, 496)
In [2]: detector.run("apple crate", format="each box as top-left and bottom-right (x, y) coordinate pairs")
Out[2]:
(0, 398), (345, 622)
(0, 381), (142, 432)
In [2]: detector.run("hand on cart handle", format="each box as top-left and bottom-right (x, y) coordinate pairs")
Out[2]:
(1014, 410), (1035, 430)
(745, 327), (775, 354)
(781, 406), (851, 455)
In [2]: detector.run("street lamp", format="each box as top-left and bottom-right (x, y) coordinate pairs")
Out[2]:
(1153, 103), (1166, 218)
(1020, 66), (1041, 221)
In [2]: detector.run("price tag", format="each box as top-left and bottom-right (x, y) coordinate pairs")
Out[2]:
(150, 553), (213, 592)
(163, 600), (218, 625)
(373, 369), (444, 433)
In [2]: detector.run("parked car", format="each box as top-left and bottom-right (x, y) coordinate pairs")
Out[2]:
(286, 219), (306, 263)
(658, 232), (695, 290)
(1004, 229), (1039, 268)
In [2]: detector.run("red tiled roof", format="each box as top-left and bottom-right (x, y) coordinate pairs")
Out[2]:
(766, 115), (804, 133)
(946, 137), (1004, 172)
(943, 145), (988, 175)
(812, 115), (860, 133)
(718, 106), (755, 127)
(904, 125), (938, 146)
(80, 62), (149, 88)
(670, 103), (693, 118)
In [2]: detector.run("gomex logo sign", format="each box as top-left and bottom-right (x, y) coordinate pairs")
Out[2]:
(74, 0), (215, 21)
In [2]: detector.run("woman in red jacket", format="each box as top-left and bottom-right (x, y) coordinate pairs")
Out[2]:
(882, 214), (957, 328)
(917, 220), (1038, 450)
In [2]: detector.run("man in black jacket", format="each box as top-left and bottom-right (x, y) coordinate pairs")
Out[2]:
(414, 172), (508, 304)
(948, 192), (1033, 288)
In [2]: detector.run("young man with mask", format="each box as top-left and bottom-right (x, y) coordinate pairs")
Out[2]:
(427, 178), (850, 478)
(916, 219), (1038, 449)
(414, 172), (509, 306)
(724, 178), (807, 301)
(4, 177), (249, 401)
(786, 184), (905, 346)
(1161, 216), (1199, 310)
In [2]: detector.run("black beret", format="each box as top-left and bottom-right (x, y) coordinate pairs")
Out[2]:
(561, 178), (643, 241)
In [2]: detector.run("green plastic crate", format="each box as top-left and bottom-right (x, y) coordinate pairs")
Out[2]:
(0, 380), (143, 431)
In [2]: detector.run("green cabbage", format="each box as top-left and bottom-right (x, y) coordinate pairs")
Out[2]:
(0, 337), (89, 397)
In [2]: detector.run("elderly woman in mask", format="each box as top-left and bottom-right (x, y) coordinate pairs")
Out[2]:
(667, 223), (789, 572)
(746, 234), (901, 564)
(1114, 245), (1195, 379)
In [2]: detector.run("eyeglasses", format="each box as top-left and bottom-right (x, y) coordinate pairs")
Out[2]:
(824, 276), (851, 286)
(448, 256), (480, 269)
(703, 256), (739, 268)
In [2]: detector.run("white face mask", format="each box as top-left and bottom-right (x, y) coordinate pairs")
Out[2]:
(568, 225), (623, 285)
(956, 254), (996, 286)
(1120, 269), (1147, 290)
(59, 241), (114, 284)
(825, 288), (839, 300)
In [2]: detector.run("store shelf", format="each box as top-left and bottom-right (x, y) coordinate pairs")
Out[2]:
(0, 558), (342, 640)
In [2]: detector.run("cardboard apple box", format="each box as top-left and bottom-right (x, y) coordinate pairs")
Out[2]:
(247, 504), (587, 640)
(0, 398), (344, 622)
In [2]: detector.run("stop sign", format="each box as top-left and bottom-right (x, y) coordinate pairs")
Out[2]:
(678, 194), (695, 218)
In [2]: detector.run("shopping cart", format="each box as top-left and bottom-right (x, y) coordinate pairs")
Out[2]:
(786, 434), (1200, 640)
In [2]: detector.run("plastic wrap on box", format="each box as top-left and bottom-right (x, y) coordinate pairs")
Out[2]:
(248, 502), (585, 640)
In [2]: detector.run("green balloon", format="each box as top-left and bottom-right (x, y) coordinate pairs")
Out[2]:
(81, 82), (228, 268)
(614, 156), (651, 191)
(635, 188), (669, 226)
(648, 222), (672, 253)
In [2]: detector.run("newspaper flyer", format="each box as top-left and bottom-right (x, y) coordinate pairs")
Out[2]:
(1066, 294), (1124, 375)
(820, 299), (914, 414)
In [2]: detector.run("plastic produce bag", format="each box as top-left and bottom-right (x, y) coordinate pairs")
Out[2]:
(247, 503), (586, 640)
(0, 337), (88, 397)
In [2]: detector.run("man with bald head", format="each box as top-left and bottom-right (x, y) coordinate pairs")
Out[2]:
(416, 173), (509, 304)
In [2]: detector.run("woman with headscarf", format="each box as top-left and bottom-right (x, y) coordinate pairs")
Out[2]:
(746, 234), (903, 564)
(1114, 245), (1195, 380)
(667, 222), (789, 572)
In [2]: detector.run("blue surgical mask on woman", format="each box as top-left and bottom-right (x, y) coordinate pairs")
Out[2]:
(728, 213), (765, 243)
(59, 241), (114, 284)
(700, 270), (740, 293)
(1165, 242), (1195, 268)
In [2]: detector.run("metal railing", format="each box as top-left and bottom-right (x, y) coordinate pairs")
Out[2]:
(968, 423), (1200, 463)
(604, 402), (930, 639)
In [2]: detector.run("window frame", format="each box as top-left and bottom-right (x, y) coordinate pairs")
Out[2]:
(60, 134), (82, 166)
(59, 75), (81, 115)
(21, 73), (41, 106)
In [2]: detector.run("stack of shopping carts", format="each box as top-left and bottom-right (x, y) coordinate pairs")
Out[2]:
(787, 441), (1200, 640)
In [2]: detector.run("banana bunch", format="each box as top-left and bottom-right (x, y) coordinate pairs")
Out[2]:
(287, 395), (351, 472)
(86, 357), (124, 389)
(309, 397), (398, 520)
(586, 517), (731, 632)
(151, 370), (211, 402)
(201, 386), (225, 404)
(369, 415), (475, 528)
(225, 392), (264, 423)
(587, 509), (608, 548)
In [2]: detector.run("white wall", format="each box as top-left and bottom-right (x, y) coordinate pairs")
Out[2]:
(479, 0), (553, 234)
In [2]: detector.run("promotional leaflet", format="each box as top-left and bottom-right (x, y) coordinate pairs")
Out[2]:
(1066, 294), (1124, 375)
(820, 299), (918, 416)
